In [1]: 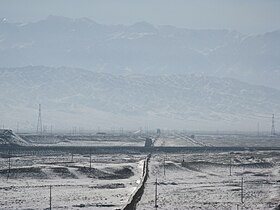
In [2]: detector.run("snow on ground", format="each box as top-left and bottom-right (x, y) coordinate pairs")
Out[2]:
(1, 132), (280, 209)
(16, 130), (280, 148)
(194, 133), (280, 147)
(0, 129), (29, 146)
(20, 133), (146, 147)
(0, 154), (146, 210)
(154, 131), (280, 147)
(137, 151), (280, 210)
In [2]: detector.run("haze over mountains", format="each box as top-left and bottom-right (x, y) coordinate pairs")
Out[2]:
(0, 66), (279, 131)
(0, 16), (279, 131)
(0, 16), (280, 89)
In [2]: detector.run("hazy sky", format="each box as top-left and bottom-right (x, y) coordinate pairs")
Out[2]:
(1, 0), (280, 34)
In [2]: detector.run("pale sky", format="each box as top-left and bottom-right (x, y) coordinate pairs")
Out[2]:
(0, 0), (280, 34)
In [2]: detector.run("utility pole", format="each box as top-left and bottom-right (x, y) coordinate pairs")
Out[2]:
(49, 185), (52, 210)
(36, 104), (42, 135)
(241, 177), (244, 203)
(271, 114), (276, 136)
(8, 152), (11, 173)
(89, 150), (92, 170)
(163, 157), (166, 177)
(7, 150), (11, 180)
(155, 178), (158, 209)
(229, 157), (232, 176)
(257, 122), (260, 137)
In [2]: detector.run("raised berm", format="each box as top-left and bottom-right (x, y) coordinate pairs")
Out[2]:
(0, 129), (29, 146)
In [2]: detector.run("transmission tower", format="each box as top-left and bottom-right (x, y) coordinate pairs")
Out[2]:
(271, 114), (276, 136)
(37, 104), (43, 135)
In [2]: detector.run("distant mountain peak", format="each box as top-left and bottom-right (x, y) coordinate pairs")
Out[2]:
(0, 17), (8, 23)
(42, 15), (99, 25)
(129, 21), (157, 32)
(44, 15), (72, 22)
(78, 17), (96, 24)
(0, 16), (279, 90)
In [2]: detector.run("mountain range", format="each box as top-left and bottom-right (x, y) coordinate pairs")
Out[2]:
(0, 66), (279, 131)
(0, 16), (279, 90)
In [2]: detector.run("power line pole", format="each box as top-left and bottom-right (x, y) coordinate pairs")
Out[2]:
(17, 122), (19, 133)
(241, 177), (244, 203)
(271, 114), (276, 136)
(8, 152), (11, 173)
(89, 150), (92, 170)
(257, 122), (260, 137)
(36, 104), (42, 135)
(49, 185), (52, 210)
(155, 177), (158, 209)
(229, 157), (232, 176)
(163, 157), (166, 177)
(7, 150), (11, 180)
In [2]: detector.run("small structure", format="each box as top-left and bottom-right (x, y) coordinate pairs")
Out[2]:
(156, 129), (161, 135)
(144, 138), (153, 147)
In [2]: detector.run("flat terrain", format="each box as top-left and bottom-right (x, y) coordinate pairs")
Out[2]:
(138, 151), (280, 210)
(0, 153), (145, 210)
(17, 131), (280, 148)
(0, 131), (280, 209)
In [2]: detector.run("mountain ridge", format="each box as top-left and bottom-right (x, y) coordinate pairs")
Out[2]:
(0, 16), (279, 90)
(0, 66), (279, 131)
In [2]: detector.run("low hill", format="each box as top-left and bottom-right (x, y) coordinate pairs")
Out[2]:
(0, 66), (279, 131)
(0, 129), (29, 146)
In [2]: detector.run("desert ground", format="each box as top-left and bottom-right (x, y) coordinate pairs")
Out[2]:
(0, 131), (280, 209)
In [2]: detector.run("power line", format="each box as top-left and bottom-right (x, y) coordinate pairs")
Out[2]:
(254, 114), (280, 120)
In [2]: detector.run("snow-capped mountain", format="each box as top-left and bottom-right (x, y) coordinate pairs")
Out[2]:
(0, 16), (279, 89)
(0, 66), (279, 131)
